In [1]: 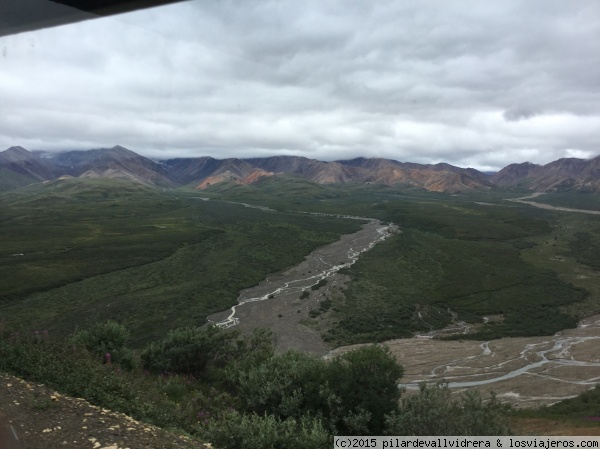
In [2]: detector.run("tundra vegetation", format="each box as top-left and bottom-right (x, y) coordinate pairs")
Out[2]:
(1, 178), (600, 444)
(0, 179), (362, 343)
(0, 323), (511, 448)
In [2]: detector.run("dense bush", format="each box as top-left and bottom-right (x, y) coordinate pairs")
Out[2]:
(311, 279), (328, 290)
(231, 345), (403, 435)
(142, 326), (232, 376)
(141, 326), (273, 379)
(204, 410), (330, 449)
(386, 383), (511, 435)
(70, 320), (136, 369)
(328, 345), (403, 434)
(231, 351), (326, 418)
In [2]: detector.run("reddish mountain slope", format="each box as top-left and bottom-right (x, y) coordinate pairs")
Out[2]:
(194, 159), (273, 189)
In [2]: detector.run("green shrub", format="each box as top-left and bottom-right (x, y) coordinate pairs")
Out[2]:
(204, 410), (330, 449)
(141, 325), (240, 377)
(231, 345), (403, 435)
(308, 309), (321, 318)
(327, 345), (403, 434)
(319, 298), (333, 311)
(69, 320), (135, 369)
(311, 279), (328, 291)
(385, 382), (511, 435)
(232, 351), (325, 418)
(142, 326), (274, 379)
(541, 384), (600, 418)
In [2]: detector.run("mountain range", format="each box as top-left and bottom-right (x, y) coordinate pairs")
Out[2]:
(1, 145), (599, 193)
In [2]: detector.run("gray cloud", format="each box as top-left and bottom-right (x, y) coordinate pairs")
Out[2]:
(1, 0), (599, 170)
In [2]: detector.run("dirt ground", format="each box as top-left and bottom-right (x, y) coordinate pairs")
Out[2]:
(0, 373), (210, 449)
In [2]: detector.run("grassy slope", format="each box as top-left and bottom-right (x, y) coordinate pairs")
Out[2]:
(0, 168), (37, 190)
(0, 179), (361, 344)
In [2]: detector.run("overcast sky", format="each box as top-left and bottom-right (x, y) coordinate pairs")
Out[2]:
(1, 0), (599, 170)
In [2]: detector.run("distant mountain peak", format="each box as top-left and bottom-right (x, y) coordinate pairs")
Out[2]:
(0, 145), (57, 184)
(2, 146), (35, 162)
(108, 145), (138, 156)
(4, 145), (29, 153)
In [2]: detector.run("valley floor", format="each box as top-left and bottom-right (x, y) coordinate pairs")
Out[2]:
(328, 314), (600, 410)
(206, 219), (395, 353)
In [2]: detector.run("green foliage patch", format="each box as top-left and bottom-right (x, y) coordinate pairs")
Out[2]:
(567, 230), (600, 271)
(386, 383), (511, 436)
(311, 278), (328, 290)
(228, 344), (403, 435)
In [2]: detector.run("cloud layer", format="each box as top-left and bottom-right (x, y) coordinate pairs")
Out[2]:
(1, 0), (599, 170)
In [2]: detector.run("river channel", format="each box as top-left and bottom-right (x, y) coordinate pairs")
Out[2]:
(206, 207), (397, 353)
(507, 193), (600, 215)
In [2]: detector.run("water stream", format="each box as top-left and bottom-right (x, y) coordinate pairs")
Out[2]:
(400, 317), (600, 390)
(212, 209), (396, 329)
